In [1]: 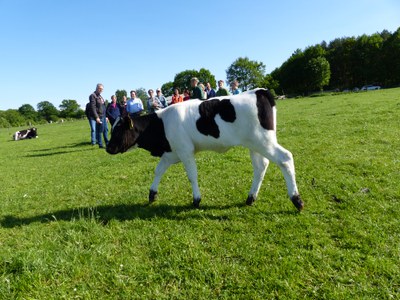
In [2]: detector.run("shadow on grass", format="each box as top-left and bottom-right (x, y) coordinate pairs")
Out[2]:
(31, 141), (92, 152)
(24, 141), (97, 157)
(0, 202), (297, 228)
(0, 203), (232, 228)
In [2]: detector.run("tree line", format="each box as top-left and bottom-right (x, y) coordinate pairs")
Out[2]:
(0, 100), (85, 128)
(1, 27), (399, 128)
(272, 27), (400, 95)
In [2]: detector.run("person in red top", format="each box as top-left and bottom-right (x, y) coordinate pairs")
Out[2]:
(171, 88), (183, 105)
(183, 89), (190, 101)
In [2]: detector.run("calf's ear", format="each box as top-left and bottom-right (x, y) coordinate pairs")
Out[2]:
(123, 116), (134, 129)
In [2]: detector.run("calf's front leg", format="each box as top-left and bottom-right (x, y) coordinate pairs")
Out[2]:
(149, 152), (179, 203)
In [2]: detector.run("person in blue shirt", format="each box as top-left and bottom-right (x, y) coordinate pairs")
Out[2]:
(205, 82), (216, 99)
(230, 79), (241, 95)
(126, 90), (144, 118)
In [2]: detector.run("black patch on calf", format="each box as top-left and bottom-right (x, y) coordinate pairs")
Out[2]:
(196, 99), (236, 138)
(255, 89), (276, 130)
(19, 129), (28, 136)
(27, 128), (37, 138)
(135, 114), (172, 157)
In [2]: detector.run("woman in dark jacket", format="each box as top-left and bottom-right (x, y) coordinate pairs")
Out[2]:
(106, 95), (121, 126)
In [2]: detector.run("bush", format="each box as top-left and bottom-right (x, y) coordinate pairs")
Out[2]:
(0, 117), (10, 128)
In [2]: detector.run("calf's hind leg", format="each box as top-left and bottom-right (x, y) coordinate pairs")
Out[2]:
(246, 151), (270, 205)
(255, 143), (304, 211)
(179, 155), (202, 208)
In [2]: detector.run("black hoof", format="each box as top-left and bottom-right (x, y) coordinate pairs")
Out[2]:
(193, 198), (201, 208)
(149, 190), (157, 203)
(291, 195), (304, 211)
(246, 195), (256, 206)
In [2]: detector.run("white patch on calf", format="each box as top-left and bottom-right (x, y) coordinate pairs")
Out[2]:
(13, 131), (20, 141)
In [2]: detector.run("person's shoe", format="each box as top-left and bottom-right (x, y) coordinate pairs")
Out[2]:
(99, 145), (104, 149)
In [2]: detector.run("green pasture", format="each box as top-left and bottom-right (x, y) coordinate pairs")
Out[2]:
(0, 89), (399, 299)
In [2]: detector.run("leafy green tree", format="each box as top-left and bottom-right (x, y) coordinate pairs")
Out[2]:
(302, 45), (330, 92)
(272, 45), (330, 95)
(382, 27), (400, 86)
(271, 49), (305, 95)
(197, 68), (216, 89)
(59, 99), (81, 118)
(354, 33), (384, 86)
(135, 87), (147, 102)
(115, 89), (127, 105)
(173, 68), (216, 93)
(37, 101), (59, 122)
(161, 81), (174, 97)
(173, 70), (197, 92)
(260, 74), (279, 93)
(134, 87), (148, 111)
(304, 56), (331, 92)
(226, 57), (266, 91)
(326, 37), (357, 89)
(18, 104), (38, 121)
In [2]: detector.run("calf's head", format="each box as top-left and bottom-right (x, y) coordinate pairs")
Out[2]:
(106, 116), (138, 154)
(28, 127), (38, 138)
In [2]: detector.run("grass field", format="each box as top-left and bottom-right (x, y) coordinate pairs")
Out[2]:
(1, 89), (399, 299)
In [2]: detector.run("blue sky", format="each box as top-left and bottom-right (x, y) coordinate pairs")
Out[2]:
(0, 0), (399, 111)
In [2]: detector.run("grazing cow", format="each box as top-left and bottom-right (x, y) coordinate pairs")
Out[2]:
(107, 88), (304, 211)
(13, 127), (38, 141)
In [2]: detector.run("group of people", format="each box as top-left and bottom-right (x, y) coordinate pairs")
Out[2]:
(189, 77), (241, 99)
(85, 79), (241, 148)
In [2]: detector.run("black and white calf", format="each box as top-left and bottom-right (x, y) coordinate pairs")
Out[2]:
(13, 127), (38, 141)
(107, 88), (304, 211)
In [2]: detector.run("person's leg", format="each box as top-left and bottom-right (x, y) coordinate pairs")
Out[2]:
(89, 118), (96, 145)
(102, 116), (109, 145)
(96, 121), (103, 148)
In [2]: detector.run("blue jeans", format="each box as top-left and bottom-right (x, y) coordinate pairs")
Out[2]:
(88, 118), (96, 145)
(102, 115), (109, 145)
(95, 121), (103, 147)
(90, 117), (108, 147)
